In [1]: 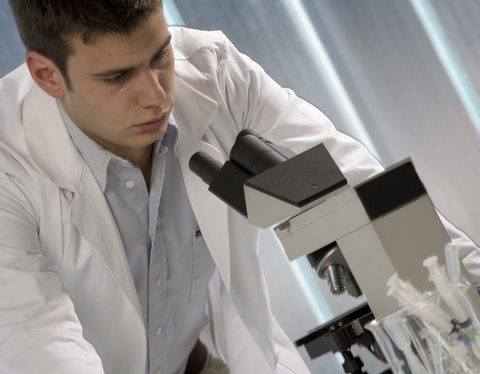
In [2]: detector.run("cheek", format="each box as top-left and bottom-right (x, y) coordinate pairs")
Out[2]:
(108, 93), (137, 124)
(78, 93), (105, 119)
(73, 90), (121, 128)
(92, 85), (133, 115)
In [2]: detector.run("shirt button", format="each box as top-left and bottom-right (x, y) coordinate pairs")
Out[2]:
(156, 325), (162, 336)
(125, 180), (135, 189)
(155, 278), (162, 288)
(163, 146), (168, 154)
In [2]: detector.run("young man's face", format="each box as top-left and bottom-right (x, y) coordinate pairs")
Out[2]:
(60, 10), (174, 159)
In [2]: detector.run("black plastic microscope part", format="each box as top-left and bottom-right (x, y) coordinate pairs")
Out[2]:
(189, 130), (291, 217)
(245, 143), (347, 207)
(295, 303), (390, 374)
(230, 132), (288, 176)
(233, 129), (297, 160)
(189, 153), (252, 217)
(188, 151), (223, 186)
(295, 303), (372, 355)
(341, 350), (365, 374)
(208, 161), (252, 216)
(189, 129), (346, 216)
(355, 160), (426, 221)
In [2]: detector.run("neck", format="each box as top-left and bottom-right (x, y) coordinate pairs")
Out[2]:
(115, 144), (154, 191)
(127, 145), (154, 191)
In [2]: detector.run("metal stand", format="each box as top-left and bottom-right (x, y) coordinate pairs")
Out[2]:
(295, 303), (390, 374)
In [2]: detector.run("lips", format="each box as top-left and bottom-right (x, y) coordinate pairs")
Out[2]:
(135, 112), (169, 132)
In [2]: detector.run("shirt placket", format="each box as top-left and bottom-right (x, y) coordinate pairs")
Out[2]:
(148, 145), (169, 374)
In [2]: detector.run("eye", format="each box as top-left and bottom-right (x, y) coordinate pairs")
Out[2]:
(151, 48), (170, 67)
(104, 73), (128, 85)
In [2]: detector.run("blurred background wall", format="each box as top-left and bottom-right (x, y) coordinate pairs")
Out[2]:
(2, 0), (480, 372)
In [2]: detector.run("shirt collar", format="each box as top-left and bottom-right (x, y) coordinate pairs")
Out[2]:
(58, 100), (180, 192)
(157, 121), (179, 157)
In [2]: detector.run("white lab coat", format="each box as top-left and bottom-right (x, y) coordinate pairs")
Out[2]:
(0, 26), (478, 374)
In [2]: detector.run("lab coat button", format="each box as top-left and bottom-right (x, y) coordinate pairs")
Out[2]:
(156, 325), (162, 336)
(126, 180), (135, 189)
(156, 278), (161, 287)
(156, 369), (161, 374)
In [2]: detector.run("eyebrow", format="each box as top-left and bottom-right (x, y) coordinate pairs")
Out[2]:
(91, 34), (172, 78)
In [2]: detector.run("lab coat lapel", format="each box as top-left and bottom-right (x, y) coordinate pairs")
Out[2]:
(173, 76), (232, 291)
(70, 165), (142, 315)
(23, 84), (142, 316)
(173, 76), (276, 371)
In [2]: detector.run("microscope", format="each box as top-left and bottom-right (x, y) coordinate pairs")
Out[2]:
(189, 130), (480, 374)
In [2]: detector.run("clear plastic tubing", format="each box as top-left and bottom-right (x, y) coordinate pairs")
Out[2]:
(387, 273), (423, 303)
(445, 243), (461, 284)
(423, 256), (469, 323)
(387, 274), (453, 334)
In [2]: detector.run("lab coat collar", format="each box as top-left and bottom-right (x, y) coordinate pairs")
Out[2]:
(23, 83), (82, 191)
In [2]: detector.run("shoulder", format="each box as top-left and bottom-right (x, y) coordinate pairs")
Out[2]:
(170, 27), (233, 98)
(170, 26), (255, 99)
(170, 26), (237, 85)
(0, 63), (34, 103)
(0, 65), (45, 188)
(170, 27), (226, 61)
(0, 64), (34, 143)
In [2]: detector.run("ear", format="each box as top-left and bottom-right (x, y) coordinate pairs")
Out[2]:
(26, 51), (68, 98)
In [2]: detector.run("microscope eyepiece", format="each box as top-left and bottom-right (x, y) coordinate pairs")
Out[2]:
(230, 134), (287, 176)
(189, 151), (223, 186)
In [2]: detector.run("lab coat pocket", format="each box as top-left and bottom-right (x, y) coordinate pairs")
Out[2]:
(190, 229), (216, 304)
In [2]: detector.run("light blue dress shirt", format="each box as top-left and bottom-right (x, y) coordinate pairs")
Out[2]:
(59, 102), (217, 374)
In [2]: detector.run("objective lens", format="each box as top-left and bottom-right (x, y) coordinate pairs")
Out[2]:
(323, 264), (346, 295)
(345, 271), (362, 298)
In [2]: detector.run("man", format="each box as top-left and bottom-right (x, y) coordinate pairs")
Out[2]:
(1, 1), (479, 373)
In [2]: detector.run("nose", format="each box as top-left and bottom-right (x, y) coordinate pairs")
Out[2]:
(136, 69), (166, 108)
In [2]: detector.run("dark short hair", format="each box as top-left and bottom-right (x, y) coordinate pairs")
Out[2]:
(8, 0), (163, 90)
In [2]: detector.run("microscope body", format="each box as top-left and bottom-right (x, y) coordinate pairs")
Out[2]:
(259, 159), (480, 318)
(191, 131), (480, 317)
(189, 131), (480, 372)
